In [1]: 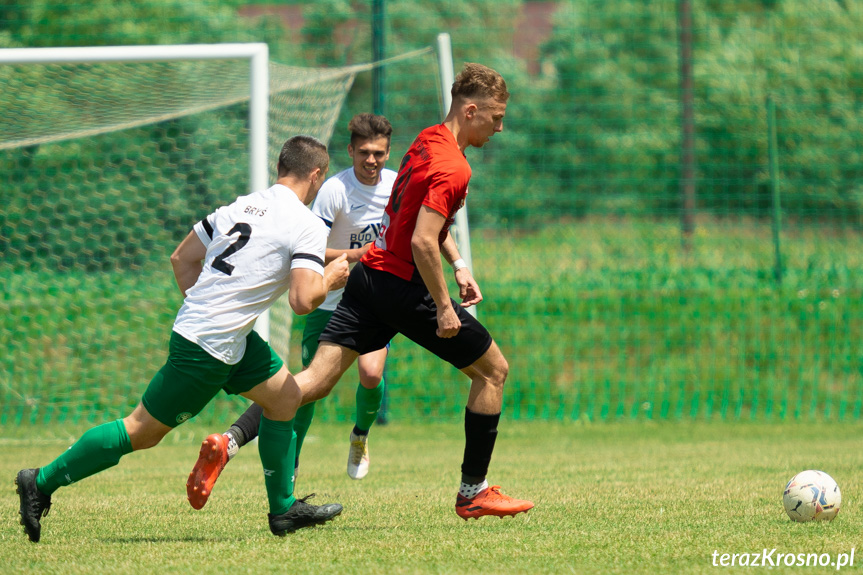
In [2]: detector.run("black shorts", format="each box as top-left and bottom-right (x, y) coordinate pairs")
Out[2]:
(320, 263), (493, 369)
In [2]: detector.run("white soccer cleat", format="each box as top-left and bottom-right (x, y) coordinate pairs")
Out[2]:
(347, 431), (370, 480)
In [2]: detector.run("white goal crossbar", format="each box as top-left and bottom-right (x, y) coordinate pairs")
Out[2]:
(0, 43), (270, 199)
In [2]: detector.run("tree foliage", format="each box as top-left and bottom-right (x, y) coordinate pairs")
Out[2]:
(2, 0), (862, 267)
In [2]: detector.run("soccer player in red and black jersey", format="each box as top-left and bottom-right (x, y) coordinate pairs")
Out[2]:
(295, 63), (533, 520)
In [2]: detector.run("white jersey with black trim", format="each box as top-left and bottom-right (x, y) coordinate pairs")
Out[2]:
(173, 183), (327, 364)
(312, 167), (396, 311)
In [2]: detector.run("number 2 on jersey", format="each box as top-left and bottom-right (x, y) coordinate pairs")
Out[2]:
(212, 222), (251, 275)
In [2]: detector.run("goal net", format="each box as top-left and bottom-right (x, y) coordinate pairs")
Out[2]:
(0, 45), (358, 427)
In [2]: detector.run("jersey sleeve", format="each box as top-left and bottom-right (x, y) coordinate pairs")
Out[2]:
(422, 159), (464, 217)
(311, 179), (344, 237)
(290, 217), (327, 275)
(192, 214), (217, 247)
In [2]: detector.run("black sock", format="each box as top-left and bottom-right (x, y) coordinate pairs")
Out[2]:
(228, 402), (264, 447)
(352, 424), (368, 437)
(460, 408), (500, 484)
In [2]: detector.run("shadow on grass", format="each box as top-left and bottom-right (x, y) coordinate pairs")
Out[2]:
(104, 534), (250, 543)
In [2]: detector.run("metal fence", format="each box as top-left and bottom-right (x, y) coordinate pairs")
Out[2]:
(2, 0), (862, 426)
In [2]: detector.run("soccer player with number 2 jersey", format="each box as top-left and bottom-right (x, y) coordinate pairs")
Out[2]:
(15, 136), (350, 541)
(186, 115), (398, 511)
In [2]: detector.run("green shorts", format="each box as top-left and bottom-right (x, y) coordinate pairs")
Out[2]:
(301, 308), (334, 368)
(142, 330), (283, 427)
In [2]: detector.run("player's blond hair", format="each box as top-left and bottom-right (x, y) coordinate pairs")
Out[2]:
(451, 63), (509, 103)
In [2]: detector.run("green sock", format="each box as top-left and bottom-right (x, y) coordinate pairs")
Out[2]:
(293, 402), (316, 467)
(355, 378), (385, 432)
(257, 415), (297, 516)
(36, 419), (133, 495)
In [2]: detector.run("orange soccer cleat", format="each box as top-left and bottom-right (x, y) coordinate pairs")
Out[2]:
(455, 485), (534, 520)
(186, 433), (229, 510)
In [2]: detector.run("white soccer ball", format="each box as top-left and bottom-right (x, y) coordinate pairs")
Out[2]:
(783, 470), (841, 522)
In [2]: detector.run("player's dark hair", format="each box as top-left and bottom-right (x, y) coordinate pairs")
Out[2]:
(451, 63), (509, 103)
(277, 135), (329, 178)
(348, 113), (393, 148)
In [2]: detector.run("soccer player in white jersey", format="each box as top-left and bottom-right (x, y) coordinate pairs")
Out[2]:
(14, 136), (351, 542)
(186, 114), (397, 510)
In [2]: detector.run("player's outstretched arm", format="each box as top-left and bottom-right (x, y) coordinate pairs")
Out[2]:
(171, 230), (207, 297)
(288, 254), (349, 315)
(325, 241), (371, 264)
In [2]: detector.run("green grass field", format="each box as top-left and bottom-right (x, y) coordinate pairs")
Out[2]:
(3, 421), (863, 574)
(4, 216), (863, 571)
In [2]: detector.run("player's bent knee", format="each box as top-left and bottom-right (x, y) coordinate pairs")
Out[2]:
(268, 384), (302, 419)
(488, 366), (508, 391)
(494, 354), (510, 383)
(474, 346), (509, 386)
(358, 371), (383, 388)
(245, 372), (302, 421)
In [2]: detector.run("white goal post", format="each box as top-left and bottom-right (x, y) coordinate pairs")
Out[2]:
(436, 32), (476, 317)
(0, 43), (276, 336)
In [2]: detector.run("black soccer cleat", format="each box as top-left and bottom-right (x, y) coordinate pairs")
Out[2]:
(268, 493), (343, 536)
(15, 468), (52, 543)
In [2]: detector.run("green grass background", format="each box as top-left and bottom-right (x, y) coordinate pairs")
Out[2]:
(3, 217), (863, 428)
(2, 421), (863, 574)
